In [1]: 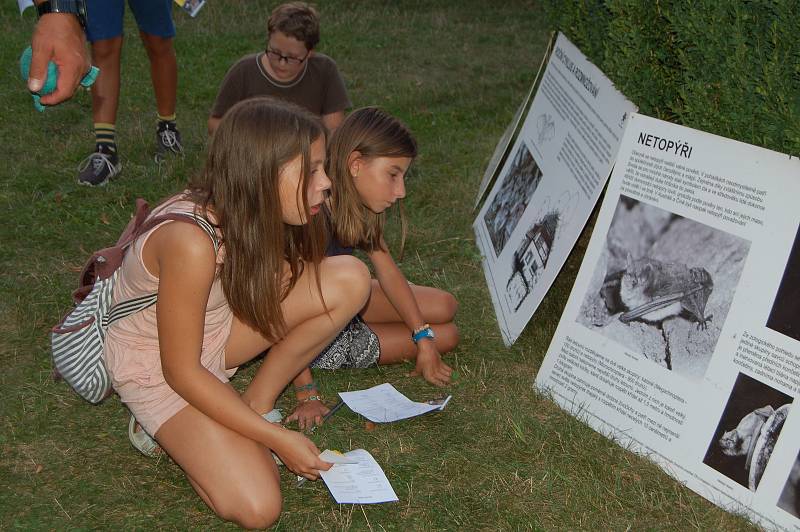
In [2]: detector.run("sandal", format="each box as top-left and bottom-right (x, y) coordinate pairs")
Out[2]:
(128, 414), (161, 458)
(262, 409), (283, 465)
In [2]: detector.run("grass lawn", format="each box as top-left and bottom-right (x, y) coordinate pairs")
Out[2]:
(0, 0), (757, 529)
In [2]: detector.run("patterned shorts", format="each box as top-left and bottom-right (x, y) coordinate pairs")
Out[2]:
(311, 315), (380, 369)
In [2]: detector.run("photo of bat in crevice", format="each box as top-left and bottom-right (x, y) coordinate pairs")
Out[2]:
(601, 254), (714, 329)
(578, 195), (750, 380)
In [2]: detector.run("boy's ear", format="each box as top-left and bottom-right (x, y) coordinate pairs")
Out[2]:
(348, 150), (362, 177)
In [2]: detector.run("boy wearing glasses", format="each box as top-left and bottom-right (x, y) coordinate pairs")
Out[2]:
(208, 2), (351, 134)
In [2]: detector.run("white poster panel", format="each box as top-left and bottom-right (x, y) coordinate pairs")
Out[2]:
(535, 112), (800, 531)
(473, 32), (636, 346)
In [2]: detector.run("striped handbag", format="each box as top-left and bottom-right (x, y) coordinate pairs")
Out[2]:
(51, 199), (218, 403)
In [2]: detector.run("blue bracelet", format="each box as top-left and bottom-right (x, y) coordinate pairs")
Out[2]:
(412, 326), (435, 343)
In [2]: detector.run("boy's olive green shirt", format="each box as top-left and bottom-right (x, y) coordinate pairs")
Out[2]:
(211, 52), (351, 119)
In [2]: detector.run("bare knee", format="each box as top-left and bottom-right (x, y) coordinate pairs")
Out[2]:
(139, 32), (175, 60)
(436, 322), (459, 354)
(216, 491), (281, 529)
(323, 255), (371, 312)
(427, 290), (458, 323)
(91, 37), (123, 62)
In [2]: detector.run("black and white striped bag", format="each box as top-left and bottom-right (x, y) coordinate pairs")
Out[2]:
(51, 199), (218, 403)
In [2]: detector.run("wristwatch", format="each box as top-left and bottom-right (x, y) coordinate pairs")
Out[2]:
(37, 0), (88, 31)
(412, 325), (436, 344)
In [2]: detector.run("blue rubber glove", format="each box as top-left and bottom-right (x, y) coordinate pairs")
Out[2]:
(19, 46), (99, 112)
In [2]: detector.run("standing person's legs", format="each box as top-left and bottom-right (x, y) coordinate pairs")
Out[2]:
(139, 31), (177, 117)
(79, 0), (125, 186)
(129, 0), (183, 158)
(90, 37), (123, 125)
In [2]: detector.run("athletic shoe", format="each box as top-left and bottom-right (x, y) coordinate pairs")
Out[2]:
(77, 147), (121, 187)
(128, 414), (161, 458)
(155, 122), (183, 162)
(263, 409), (284, 465)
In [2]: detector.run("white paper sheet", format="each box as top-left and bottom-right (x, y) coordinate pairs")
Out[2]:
(319, 449), (398, 504)
(319, 449), (360, 465)
(338, 383), (449, 423)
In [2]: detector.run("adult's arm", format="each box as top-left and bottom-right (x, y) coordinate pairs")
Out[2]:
(148, 222), (331, 479)
(29, 1), (90, 105)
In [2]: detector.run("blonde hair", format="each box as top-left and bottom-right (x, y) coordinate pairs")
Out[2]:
(327, 107), (417, 253)
(188, 97), (326, 341)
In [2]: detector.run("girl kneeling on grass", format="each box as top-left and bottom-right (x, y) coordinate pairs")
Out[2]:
(105, 97), (370, 528)
(287, 107), (460, 429)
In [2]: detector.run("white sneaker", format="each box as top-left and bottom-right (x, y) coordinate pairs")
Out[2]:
(128, 414), (160, 458)
(263, 409), (284, 465)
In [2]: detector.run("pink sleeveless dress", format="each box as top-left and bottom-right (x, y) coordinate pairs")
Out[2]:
(103, 197), (236, 436)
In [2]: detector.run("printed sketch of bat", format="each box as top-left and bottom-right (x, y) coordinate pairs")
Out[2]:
(602, 254), (714, 328)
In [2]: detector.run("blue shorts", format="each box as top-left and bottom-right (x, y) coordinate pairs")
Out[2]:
(86, 0), (175, 42)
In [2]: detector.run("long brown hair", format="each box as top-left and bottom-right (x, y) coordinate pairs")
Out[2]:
(327, 107), (417, 253)
(187, 97), (326, 341)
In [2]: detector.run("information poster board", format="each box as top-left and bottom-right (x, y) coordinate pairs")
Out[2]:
(535, 112), (800, 531)
(473, 32), (636, 346)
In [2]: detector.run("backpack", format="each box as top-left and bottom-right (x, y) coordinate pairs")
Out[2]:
(51, 198), (219, 404)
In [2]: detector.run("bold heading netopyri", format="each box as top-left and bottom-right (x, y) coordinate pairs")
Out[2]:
(637, 132), (693, 159)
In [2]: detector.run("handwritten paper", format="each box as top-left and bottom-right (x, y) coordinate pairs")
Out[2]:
(319, 449), (398, 504)
(338, 383), (451, 423)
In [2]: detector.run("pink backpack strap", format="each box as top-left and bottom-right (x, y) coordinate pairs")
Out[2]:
(72, 201), (220, 303)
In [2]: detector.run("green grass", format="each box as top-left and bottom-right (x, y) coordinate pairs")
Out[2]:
(0, 1), (756, 529)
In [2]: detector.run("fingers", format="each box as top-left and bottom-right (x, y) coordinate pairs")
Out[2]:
(41, 64), (81, 106)
(297, 458), (333, 481)
(27, 43), (52, 93)
(29, 14), (89, 106)
(315, 458), (333, 472)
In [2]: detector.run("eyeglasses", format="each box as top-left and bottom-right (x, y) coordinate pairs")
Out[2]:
(266, 47), (309, 66)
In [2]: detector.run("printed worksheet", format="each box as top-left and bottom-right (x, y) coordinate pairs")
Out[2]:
(319, 449), (398, 504)
(338, 383), (449, 423)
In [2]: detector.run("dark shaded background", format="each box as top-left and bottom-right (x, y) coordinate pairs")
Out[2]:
(703, 373), (793, 489)
(767, 226), (800, 342)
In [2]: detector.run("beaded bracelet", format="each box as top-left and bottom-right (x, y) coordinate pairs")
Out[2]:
(299, 395), (323, 403)
(412, 323), (431, 336)
(293, 380), (318, 393)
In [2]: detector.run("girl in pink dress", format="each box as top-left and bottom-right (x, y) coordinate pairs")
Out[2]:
(104, 97), (370, 528)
